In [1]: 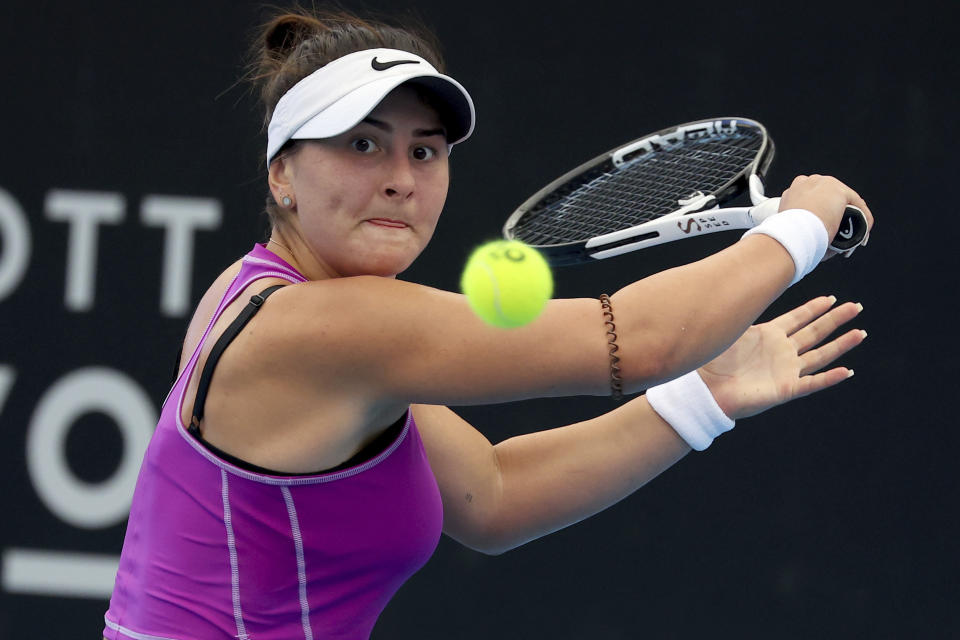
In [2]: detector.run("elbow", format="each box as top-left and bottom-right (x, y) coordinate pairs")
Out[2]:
(449, 520), (527, 556)
(479, 545), (514, 557)
(460, 535), (523, 556)
(468, 542), (511, 557)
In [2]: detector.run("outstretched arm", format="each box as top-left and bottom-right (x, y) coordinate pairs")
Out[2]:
(264, 177), (873, 407)
(417, 296), (865, 555)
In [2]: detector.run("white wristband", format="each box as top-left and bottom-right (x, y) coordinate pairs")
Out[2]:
(645, 370), (735, 451)
(742, 209), (829, 285)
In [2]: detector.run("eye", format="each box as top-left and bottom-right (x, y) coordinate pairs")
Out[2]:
(351, 137), (379, 154)
(412, 145), (437, 161)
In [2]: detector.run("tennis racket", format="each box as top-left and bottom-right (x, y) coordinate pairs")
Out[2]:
(502, 117), (868, 267)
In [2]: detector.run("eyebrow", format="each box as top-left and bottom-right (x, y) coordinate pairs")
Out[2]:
(361, 116), (447, 139)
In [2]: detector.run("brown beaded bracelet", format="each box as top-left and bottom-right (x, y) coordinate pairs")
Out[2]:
(599, 294), (623, 400)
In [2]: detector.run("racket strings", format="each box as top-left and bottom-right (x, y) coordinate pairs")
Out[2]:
(512, 131), (763, 245)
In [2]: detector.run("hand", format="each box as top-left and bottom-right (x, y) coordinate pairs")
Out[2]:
(698, 296), (866, 420)
(779, 174), (875, 245)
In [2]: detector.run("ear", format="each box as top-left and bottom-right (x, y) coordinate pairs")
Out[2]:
(267, 154), (295, 203)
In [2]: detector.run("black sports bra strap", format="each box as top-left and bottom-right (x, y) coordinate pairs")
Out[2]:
(189, 284), (286, 435)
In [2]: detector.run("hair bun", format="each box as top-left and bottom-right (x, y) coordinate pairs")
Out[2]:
(263, 14), (321, 59)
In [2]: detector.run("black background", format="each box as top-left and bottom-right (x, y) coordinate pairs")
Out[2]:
(1, 1), (957, 637)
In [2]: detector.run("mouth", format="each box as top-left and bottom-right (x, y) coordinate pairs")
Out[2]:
(366, 218), (409, 229)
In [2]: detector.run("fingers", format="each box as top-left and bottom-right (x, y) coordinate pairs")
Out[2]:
(769, 295), (838, 335)
(793, 366), (855, 399)
(791, 301), (863, 354)
(799, 327), (866, 376)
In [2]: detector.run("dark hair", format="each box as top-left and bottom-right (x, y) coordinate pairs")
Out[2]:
(247, 5), (446, 228)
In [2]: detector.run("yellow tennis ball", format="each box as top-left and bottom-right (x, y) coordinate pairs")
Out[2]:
(460, 240), (553, 328)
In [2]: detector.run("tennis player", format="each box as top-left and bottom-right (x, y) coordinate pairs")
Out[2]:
(103, 8), (874, 640)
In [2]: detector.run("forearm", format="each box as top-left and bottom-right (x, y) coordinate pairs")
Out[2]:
(612, 234), (794, 390)
(479, 395), (691, 554)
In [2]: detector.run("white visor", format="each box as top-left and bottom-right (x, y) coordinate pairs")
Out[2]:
(266, 47), (475, 167)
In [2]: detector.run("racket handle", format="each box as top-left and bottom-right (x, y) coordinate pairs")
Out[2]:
(831, 206), (869, 252)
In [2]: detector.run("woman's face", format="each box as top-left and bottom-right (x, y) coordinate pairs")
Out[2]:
(275, 86), (451, 278)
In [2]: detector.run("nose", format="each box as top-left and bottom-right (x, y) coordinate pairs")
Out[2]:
(384, 153), (415, 200)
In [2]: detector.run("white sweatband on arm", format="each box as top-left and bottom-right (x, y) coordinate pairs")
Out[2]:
(645, 370), (735, 451)
(742, 209), (829, 285)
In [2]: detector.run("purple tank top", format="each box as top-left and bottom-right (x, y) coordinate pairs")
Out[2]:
(104, 244), (443, 640)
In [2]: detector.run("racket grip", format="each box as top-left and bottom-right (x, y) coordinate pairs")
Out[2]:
(830, 206), (869, 252)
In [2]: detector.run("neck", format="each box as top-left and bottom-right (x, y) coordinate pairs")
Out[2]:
(266, 229), (336, 281)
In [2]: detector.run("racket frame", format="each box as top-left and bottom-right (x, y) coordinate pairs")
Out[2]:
(503, 117), (866, 266)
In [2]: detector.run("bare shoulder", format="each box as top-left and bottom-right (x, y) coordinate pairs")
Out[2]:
(177, 260), (293, 424)
(233, 275), (435, 394)
(178, 259), (244, 371)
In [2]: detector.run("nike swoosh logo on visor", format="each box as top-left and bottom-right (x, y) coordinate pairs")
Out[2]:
(371, 57), (421, 71)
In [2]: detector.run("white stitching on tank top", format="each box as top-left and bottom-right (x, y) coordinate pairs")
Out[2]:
(221, 470), (249, 640)
(282, 486), (314, 640)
